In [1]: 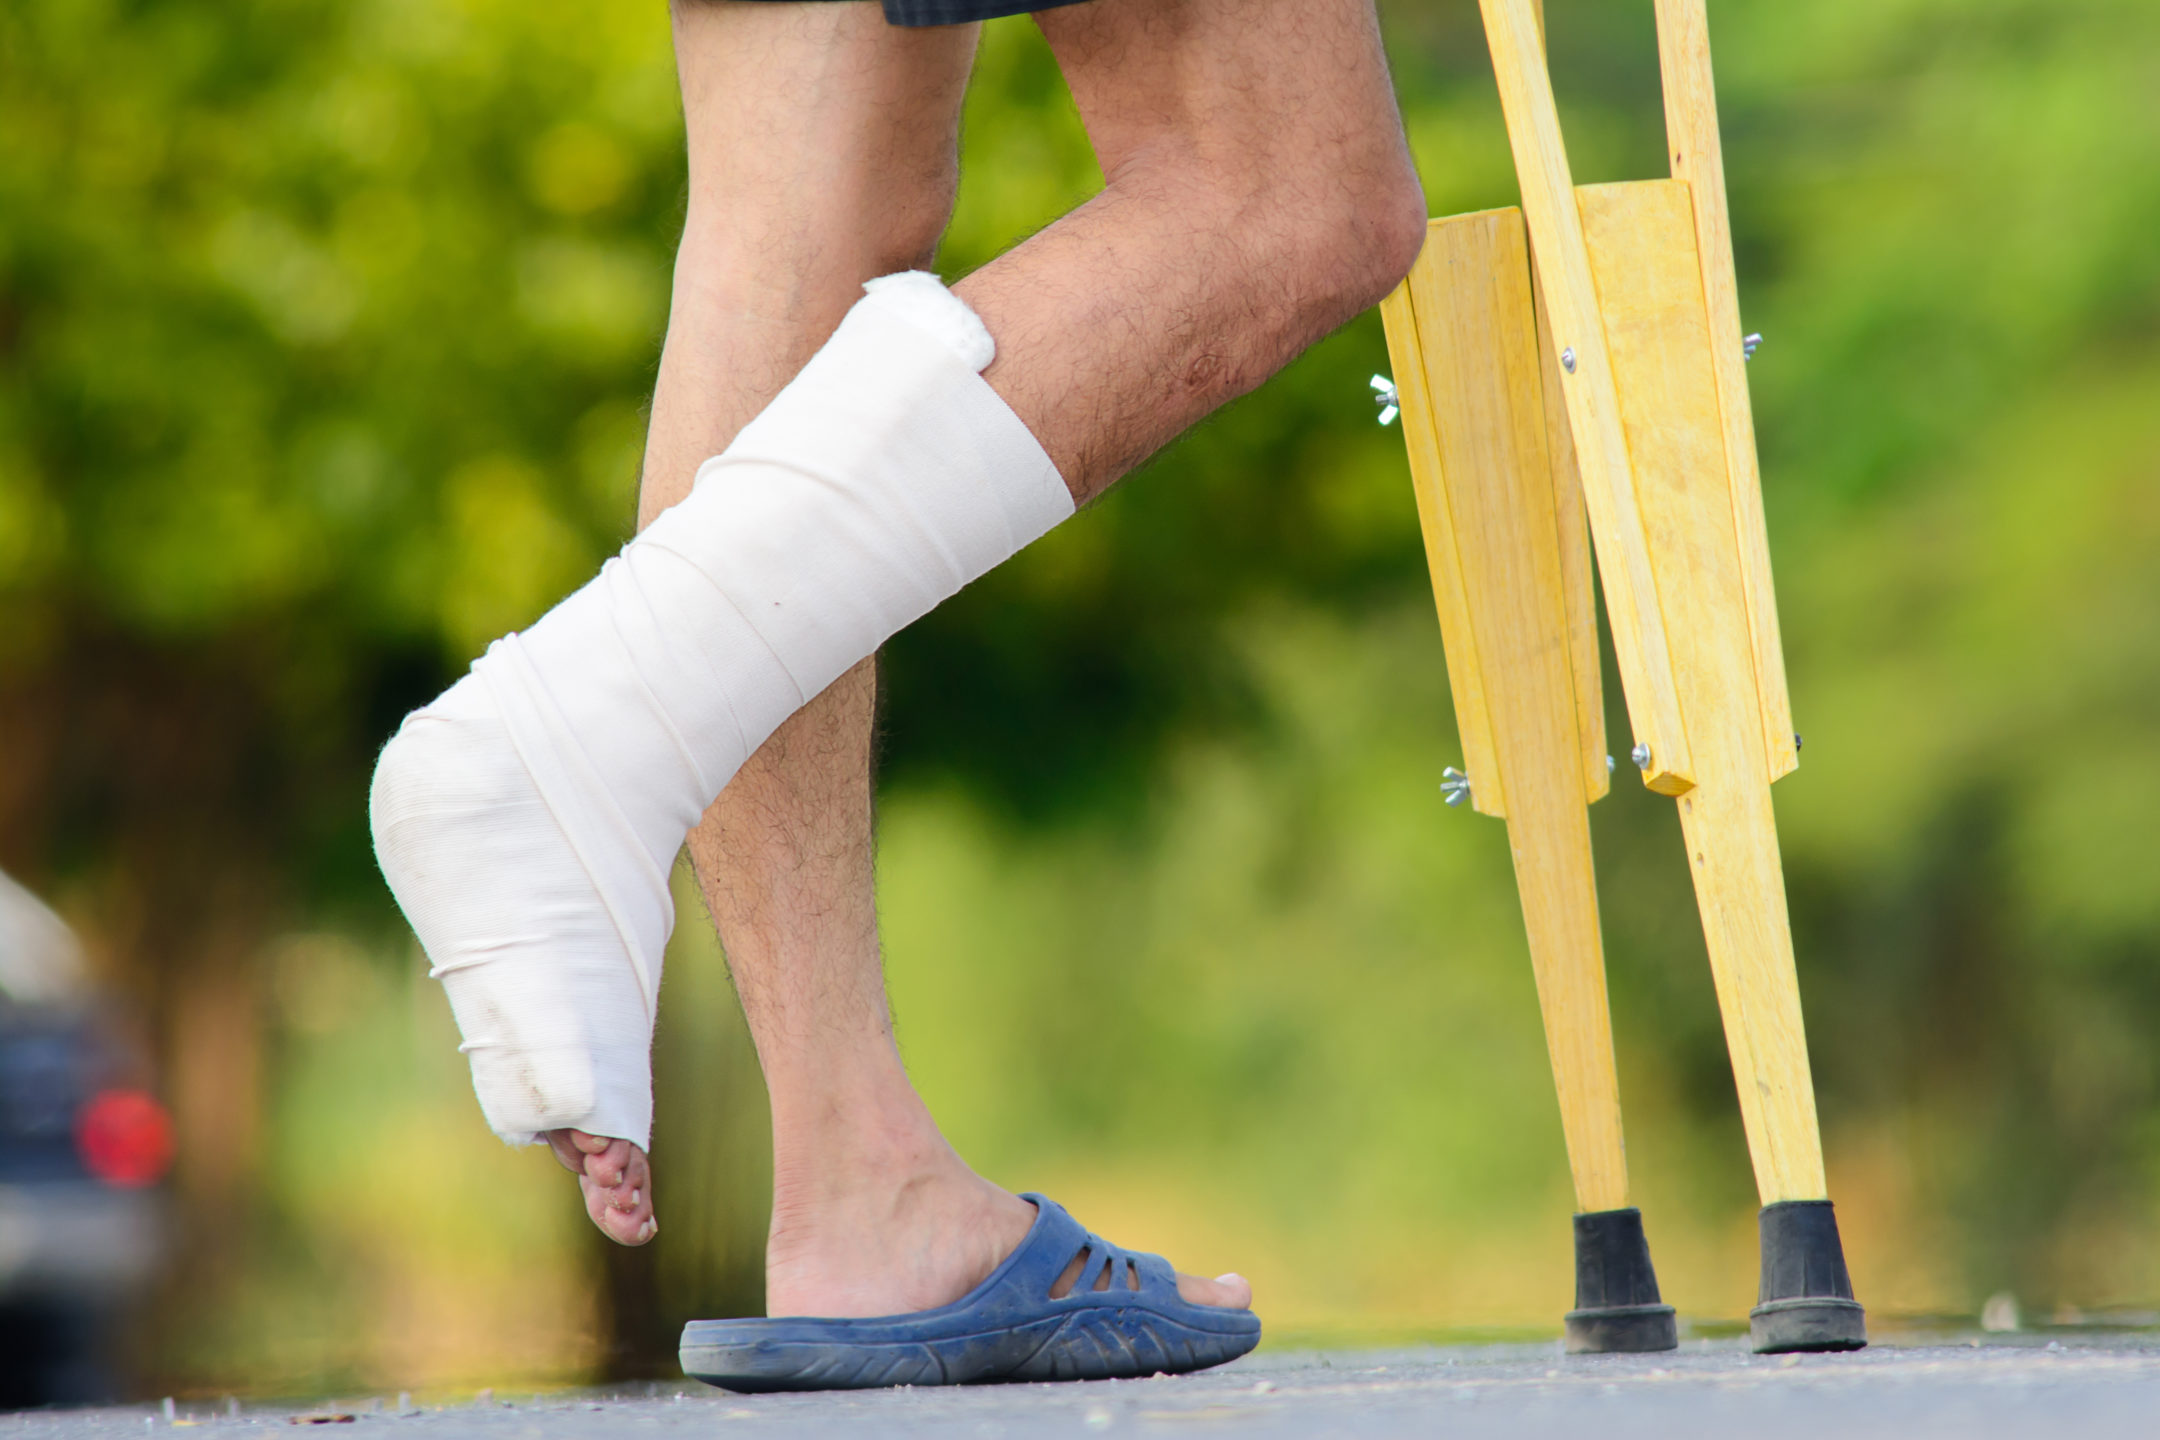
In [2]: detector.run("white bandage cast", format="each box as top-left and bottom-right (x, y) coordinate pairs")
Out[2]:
(370, 273), (1072, 1148)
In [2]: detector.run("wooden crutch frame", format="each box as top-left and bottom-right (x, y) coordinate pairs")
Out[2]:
(1378, 0), (1866, 1354)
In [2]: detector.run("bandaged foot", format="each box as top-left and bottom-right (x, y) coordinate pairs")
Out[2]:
(371, 273), (1071, 1154)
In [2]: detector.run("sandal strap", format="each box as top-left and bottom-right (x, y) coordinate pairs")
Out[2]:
(1016, 1193), (1180, 1303)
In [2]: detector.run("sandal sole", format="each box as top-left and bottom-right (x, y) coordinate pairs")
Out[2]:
(681, 1307), (1260, 1392)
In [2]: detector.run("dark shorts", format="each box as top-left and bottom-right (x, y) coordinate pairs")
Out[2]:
(749, 0), (1089, 28)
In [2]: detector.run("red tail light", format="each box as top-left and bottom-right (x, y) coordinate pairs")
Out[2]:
(76, 1089), (175, 1188)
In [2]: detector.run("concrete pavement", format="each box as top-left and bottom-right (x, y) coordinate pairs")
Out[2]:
(11, 1332), (2160, 1438)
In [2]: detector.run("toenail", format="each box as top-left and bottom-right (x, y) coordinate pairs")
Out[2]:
(638, 1218), (657, 1242)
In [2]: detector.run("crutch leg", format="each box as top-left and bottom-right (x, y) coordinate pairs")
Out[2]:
(1576, 179), (1865, 1352)
(1382, 209), (1675, 1353)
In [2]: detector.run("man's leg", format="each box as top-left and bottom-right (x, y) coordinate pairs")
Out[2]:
(567, 0), (1260, 1315)
(972, 0), (1427, 496)
(388, 0), (1416, 1315)
(543, 0), (976, 1245)
(736, 0), (1424, 1317)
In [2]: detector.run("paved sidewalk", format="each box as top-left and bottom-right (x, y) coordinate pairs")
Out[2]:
(12, 1334), (2160, 1439)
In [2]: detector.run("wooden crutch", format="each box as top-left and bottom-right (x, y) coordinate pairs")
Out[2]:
(1381, 198), (1680, 1357)
(1379, 0), (1866, 1353)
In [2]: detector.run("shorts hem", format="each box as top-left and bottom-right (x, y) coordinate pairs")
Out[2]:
(884, 0), (1090, 26)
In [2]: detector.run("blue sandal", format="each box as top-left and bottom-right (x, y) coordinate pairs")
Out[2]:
(679, 1194), (1260, 1391)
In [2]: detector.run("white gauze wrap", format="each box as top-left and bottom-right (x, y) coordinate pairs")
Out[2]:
(370, 273), (1072, 1148)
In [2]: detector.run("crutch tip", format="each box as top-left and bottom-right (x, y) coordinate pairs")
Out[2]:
(1750, 1200), (1868, 1353)
(1750, 1298), (1867, 1353)
(1565, 1304), (1679, 1354)
(1563, 1208), (1680, 1354)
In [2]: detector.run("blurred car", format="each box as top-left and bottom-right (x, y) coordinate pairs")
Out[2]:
(0, 871), (171, 1408)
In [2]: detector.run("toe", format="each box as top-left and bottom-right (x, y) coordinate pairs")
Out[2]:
(585, 1185), (655, 1244)
(582, 1136), (635, 1190)
(556, 1133), (656, 1246)
(1175, 1271), (1253, 1310)
(544, 1129), (589, 1176)
(582, 1167), (656, 1245)
(545, 1128), (622, 1178)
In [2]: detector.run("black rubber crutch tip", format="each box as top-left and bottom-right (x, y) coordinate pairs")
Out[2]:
(1564, 1208), (1679, 1354)
(1749, 1199), (1868, 1353)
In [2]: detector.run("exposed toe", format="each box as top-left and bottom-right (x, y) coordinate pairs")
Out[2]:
(584, 1170), (655, 1245)
(1176, 1271), (1253, 1309)
(545, 1129), (589, 1176)
(549, 1129), (656, 1246)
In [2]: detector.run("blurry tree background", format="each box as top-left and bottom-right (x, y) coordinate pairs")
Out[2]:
(3, 0), (2160, 1398)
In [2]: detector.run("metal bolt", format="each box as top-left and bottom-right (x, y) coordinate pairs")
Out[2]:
(1743, 332), (1763, 361)
(1794, 733), (1804, 752)
(1440, 766), (1473, 808)
(1370, 374), (1399, 426)
(1631, 742), (1652, 771)
(1560, 347), (1577, 373)
(1605, 754), (1616, 774)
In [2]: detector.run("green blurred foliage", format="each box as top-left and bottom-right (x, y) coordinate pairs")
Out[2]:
(2, 0), (2160, 1393)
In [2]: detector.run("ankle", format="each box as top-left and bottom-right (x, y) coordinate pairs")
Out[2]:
(750, 1046), (946, 1222)
(765, 1034), (934, 1150)
(769, 1111), (964, 1216)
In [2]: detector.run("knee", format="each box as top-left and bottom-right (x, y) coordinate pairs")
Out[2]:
(1353, 164), (1430, 306)
(871, 168), (959, 273)
(849, 144), (962, 274)
(681, 152), (958, 284)
(1283, 155), (1427, 327)
(1147, 139), (1424, 341)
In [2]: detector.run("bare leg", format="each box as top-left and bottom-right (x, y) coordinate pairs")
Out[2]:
(569, 0), (1257, 1315)
(545, 0), (973, 1247)
(561, 0), (1421, 1320)
(970, 0), (1427, 497)
(739, 0), (1423, 1318)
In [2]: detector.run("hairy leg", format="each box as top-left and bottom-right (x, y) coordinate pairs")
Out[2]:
(749, 0), (1422, 1316)
(628, 0), (1246, 1317)
(967, 0), (1427, 497)
(546, 0), (974, 1246)
(551, 0), (1420, 1318)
